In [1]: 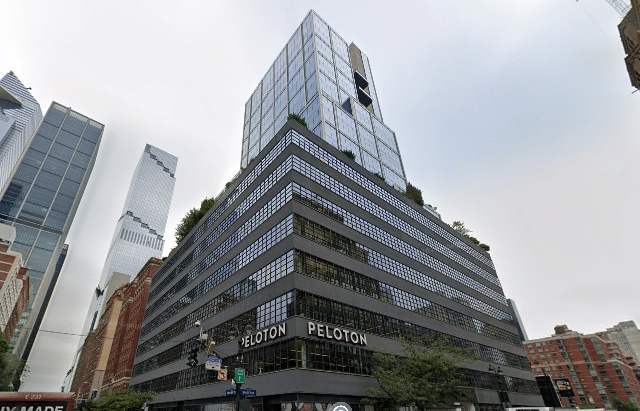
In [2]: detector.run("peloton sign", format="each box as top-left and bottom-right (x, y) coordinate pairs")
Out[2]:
(307, 321), (367, 345)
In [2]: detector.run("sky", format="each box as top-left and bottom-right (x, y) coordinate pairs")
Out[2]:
(2, 0), (639, 392)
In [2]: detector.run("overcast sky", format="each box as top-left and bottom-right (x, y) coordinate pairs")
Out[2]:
(3, 0), (639, 392)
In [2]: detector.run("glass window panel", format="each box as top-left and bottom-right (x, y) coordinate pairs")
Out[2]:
(288, 69), (304, 97)
(312, 122), (323, 139)
(249, 128), (260, 150)
(322, 97), (335, 125)
(26, 247), (53, 272)
(289, 89), (305, 115)
(51, 193), (74, 214)
(275, 109), (287, 133)
(59, 179), (80, 198)
(261, 106), (273, 127)
(373, 118), (398, 153)
(275, 74), (287, 98)
(56, 129), (80, 149)
(26, 185), (56, 208)
(354, 103), (372, 131)
(31, 135), (53, 153)
(334, 55), (352, 77)
(37, 122), (60, 140)
(14, 164), (38, 184)
(315, 36), (333, 61)
(82, 124), (102, 143)
(303, 36), (315, 61)
(0, 182), (28, 217)
(324, 124), (338, 148)
(331, 29), (350, 62)
(362, 151), (382, 174)
(288, 52), (303, 81)
(301, 97), (321, 131)
(42, 156), (69, 177)
(43, 109), (65, 128)
(49, 142), (74, 162)
(337, 71), (354, 95)
(379, 142), (402, 174)
(23, 148), (46, 169)
(71, 151), (91, 169)
(302, 13), (313, 42)
(262, 66), (274, 93)
(317, 50), (335, 81)
(306, 74), (318, 102)
(10, 242), (32, 261)
(244, 100), (251, 125)
(77, 138), (96, 156)
(336, 108), (357, 141)
(260, 125), (274, 150)
(251, 85), (262, 115)
(262, 89), (274, 110)
(61, 116), (86, 136)
(383, 166), (405, 188)
(274, 49), (287, 80)
(313, 13), (330, 43)
(64, 165), (85, 184)
(20, 201), (47, 223)
(320, 74), (338, 102)
(250, 110), (260, 132)
(287, 27), (302, 62)
(275, 92), (288, 119)
(44, 209), (68, 231)
(14, 223), (39, 246)
(34, 170), (62, 191)
(304, 54), (316, 80)
(358, 126), (378, 157)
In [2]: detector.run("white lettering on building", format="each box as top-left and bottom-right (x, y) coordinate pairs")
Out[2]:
(307, 322), (367, 345)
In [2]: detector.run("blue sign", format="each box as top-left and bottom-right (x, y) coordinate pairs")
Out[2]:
(241, 389), (257, 396)
(226, 389), (236, 396)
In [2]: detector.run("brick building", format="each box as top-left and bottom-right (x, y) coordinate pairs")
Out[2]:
(0, 224), (29, 345)
(525, 325), (640, 408)
(619, 0), (640, 89)
(101, 258), (161, 393)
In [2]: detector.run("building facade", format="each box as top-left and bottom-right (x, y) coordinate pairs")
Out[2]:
(0, 71), (42, 194)
(101, 258), (162, 393)
(524, 326), (640, 409)
(0, 102), (104, 363)
(619, 0), (640, 89)
(89, 144), (177, 328)
(0, 224), (28, 343)
(600, 321), (640, 365)
(240, 11), (407, 190)
(506, 299), (528, 342)
(131, 121), (541, 410)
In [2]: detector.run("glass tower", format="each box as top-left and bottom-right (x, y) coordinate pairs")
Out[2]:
(0, 102), (104, 361)
(0, 71), (43, 194)
(240, 11), (407, 189)
(91, 144), (177, 325)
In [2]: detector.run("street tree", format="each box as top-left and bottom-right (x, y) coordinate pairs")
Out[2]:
(612, 396), (640, 411)
(174, 197), (215, 244)
(364, 337), (476, 411)
(94, 389), (155, 411)
(0, 331), (23, 391)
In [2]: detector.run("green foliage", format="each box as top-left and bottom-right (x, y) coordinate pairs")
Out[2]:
(404, 183), (424, 207)
(363, 337), (476, 411)
(451, 221), (490, 252)
(613, 396), (640, 411)
(0, 331), (22, 391)
(94, 389), (155, 411)
(174, 197), (216, 244)
(426, 204), (437, 211)
(341, 150), (356, 160)
(287, 113), (308, 128)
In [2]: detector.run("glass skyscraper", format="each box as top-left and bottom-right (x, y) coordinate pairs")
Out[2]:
(131, 11), (542, 411)
(0, 71), (43, 195)
(240, 11), (407, 189)
(90, 144), (177, 326)
(0, 102), (104, 362)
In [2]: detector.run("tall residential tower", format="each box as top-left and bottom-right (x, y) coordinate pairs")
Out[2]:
(0, 102), (103, 364)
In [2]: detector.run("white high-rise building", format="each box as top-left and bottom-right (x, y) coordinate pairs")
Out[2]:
(91, 144), (177, 326)
(0, 71), (42, 195)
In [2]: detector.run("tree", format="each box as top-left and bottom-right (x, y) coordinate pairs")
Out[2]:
(94, 389), (155, 411)
(404, 183), (424, 207)
(364, 337), (476, 411)
(612, 396), (640, 411)
(341, 150), (356, 160)
(450, 221), (490, 252)
(174, 197), (215, 244)
(287, 113), (307, 128)
(0, 331), (23, 391)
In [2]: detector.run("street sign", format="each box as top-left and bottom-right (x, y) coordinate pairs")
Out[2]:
(218, 368), (228, 381)
(226, 389), (236, 396)
(235, 368), (245, 383)
(205, 357), (222, 371)
(241, 389), (257, 396)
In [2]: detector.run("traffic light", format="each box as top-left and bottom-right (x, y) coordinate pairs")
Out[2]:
(187, 346), (199, 367)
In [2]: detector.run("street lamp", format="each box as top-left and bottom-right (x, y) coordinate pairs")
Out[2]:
(229, 324), (254, 411)
(489, 365), (509, 411)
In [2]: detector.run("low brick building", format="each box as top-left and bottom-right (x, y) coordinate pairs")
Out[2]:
(525, 325), (640, 408)
(0, 224), (29, 345)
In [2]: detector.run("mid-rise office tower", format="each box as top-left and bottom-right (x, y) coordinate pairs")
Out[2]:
(241, 12), (406, 189)
(0, 71), (43, 194)
(90, 144), (177, 327)
(131, 11), (542, 411)
(0, 102), (103, 363)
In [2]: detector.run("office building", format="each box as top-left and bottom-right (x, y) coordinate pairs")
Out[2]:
(0, 72), (42, 194)
(600, 321), (640, 364)
(619, 0), (640, 89)
(131, 11), (541, 411)
(89, 144), (177, 328)
(506, 299), (528, 341)
(0, 102), (104, 365)
(524, 325), (640, 408)
(240, 12), (406, 190)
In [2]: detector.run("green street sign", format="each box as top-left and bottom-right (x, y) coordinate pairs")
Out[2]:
(235, 368), (245, 384)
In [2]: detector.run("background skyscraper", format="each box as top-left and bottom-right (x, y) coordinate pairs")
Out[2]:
(240, 12), (407, 189)
(0, 102), (104, 367)
(89, 144), (177, 327)
(0, 71), (42, 194)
